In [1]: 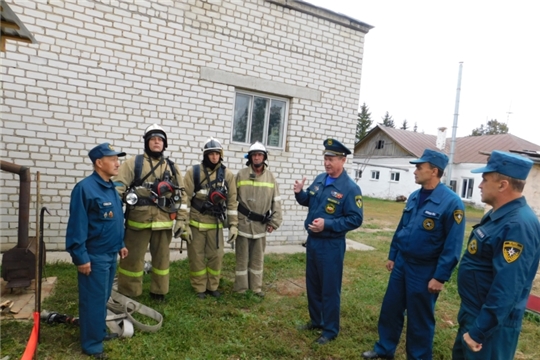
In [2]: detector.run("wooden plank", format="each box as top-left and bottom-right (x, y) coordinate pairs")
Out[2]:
(1, 35), (32, 43)
(1, 21), (20, 30)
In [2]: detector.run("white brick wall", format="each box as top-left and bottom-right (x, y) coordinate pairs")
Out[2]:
(1, 0), (369, 251)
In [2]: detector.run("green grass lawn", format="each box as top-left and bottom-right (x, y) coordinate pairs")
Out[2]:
(1, 197), (539, 359)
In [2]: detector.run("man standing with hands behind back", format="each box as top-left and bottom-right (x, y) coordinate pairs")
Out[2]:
(294, 138), (363, 345)
(452, 151), (540, 360)
(362, 148), (465, 360)
(66, 143), (128, 359)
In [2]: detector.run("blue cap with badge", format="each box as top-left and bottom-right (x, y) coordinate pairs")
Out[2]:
(323, 138), (351, 157)
(409, 149), (449, 171)
(88, 143), (126, 163)
(471, 150), (533, 180)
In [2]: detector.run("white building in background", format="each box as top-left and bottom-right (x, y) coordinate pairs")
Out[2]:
(353, 125), (540, 207)
(0, 0), (373, 250)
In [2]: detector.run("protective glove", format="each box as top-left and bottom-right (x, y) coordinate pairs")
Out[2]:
(228, 225), (238, 244)
(173, 221), (184, 238)
(181, 225), (192, 244)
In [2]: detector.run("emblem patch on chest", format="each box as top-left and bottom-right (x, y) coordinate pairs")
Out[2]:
(468, 239), (477, 254)
(325, 203), (336, 214)
(454, 210), (464, 224)
(503, 241), (523, 263)
(331, 191), (343, 199)
(423, 218), (435, 230)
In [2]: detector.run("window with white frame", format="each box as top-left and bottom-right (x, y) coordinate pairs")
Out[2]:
(449, 180), (457, 192)
(390, 172), (400, 182)
(231, 91), (288, 148)
(371, 171), (380, 180)
(461, 178), (474, 199)
(355, 169), (363, 180)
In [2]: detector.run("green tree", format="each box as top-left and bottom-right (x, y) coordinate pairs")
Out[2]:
(400, 119), (409, 130)
(356, 103), (373, 142)
(471, 119), (509, 136)
(413, 122), (418, 132)
(380, 111), (395, 128)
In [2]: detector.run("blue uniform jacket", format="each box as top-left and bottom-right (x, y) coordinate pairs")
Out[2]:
(66, 172), (125, 265)
(389, 182), (465, 281)
(295, 169), (363, 238)
(457, 196), (540, 343)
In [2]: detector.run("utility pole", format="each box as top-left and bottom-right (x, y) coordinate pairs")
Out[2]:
(446, 62), (463, 188)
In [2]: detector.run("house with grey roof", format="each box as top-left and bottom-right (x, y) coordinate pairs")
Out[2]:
(353, 125), (540, 207)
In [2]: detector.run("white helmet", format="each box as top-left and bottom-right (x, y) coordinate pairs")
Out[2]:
(248, 141), (267, 157)
(246, 141), (268, 166)
(143, 124), (168, 148)
(203, 137), (224, 158)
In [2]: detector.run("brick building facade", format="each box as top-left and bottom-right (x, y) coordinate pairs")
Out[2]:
(0, 0), (371, 250)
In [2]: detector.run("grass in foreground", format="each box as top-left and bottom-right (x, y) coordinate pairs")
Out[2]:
(1, 198), (539, 359)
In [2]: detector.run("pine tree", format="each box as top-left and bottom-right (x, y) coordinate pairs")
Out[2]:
(356, 103), (373, 142)
(380, 111), (395, 128)
(400, 119), (408, 130)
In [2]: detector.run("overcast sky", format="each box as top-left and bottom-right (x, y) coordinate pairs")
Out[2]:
(304, 0), (540, 145)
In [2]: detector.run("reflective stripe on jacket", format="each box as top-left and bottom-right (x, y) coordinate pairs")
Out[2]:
(114, 153), (188, 231)
(235, 166), (282, 238)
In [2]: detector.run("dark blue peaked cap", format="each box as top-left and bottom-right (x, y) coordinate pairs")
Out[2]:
(323, 138), (351, 156)
(410, 149), (449, 171)
(471, 150), (533, 180)
(88, 143), (126, 163)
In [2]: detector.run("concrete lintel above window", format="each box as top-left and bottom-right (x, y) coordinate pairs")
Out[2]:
(200, 67), (321, 102)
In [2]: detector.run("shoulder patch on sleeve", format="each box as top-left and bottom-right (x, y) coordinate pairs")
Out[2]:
(355, 195), (363, 208)
(454, 210), (464, 224)
(503, 241), (523, 263)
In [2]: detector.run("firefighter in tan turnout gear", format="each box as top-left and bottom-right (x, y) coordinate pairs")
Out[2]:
(184, 138), (238, 299)
(115, 124), (189, 302)
(234, 142), (282, 297)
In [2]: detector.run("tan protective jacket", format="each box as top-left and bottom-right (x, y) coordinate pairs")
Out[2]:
(235, 166), (282, 239)
(115, 154), (188, 231)
(184, 163), (238, 230)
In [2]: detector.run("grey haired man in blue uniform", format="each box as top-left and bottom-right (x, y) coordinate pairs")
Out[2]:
(363, 148), (466, 360)
(66, 143), (129, 359)
(294, 138), (363, 345)
(452, 150), (540, 360)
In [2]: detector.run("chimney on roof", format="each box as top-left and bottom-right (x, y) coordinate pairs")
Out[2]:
(436, 127), (447, 150)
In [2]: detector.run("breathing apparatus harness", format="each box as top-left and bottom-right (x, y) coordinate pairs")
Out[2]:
(124, 155), (184, 219)
(191, 163), (228, 248)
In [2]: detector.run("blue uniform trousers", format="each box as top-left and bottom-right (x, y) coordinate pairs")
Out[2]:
(306, 235), (346, 339)
(451, 308), (520, 360)
(78, 252), (117, 355)
(374, 253), (438, 360)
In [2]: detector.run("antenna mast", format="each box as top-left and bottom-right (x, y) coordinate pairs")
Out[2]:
(445, 62), (463, 187)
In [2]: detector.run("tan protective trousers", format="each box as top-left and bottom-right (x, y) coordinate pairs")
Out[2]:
(187, 226), (224, 293)
(117, 228), (172, 297)
(233, 235), (266, 293)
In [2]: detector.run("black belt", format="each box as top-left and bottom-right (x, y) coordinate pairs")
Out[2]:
(192, 197), (217, 214)
(133, 197), (173, 208)
(134, 197), (155, 206)
(238, 202), (266, 223)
